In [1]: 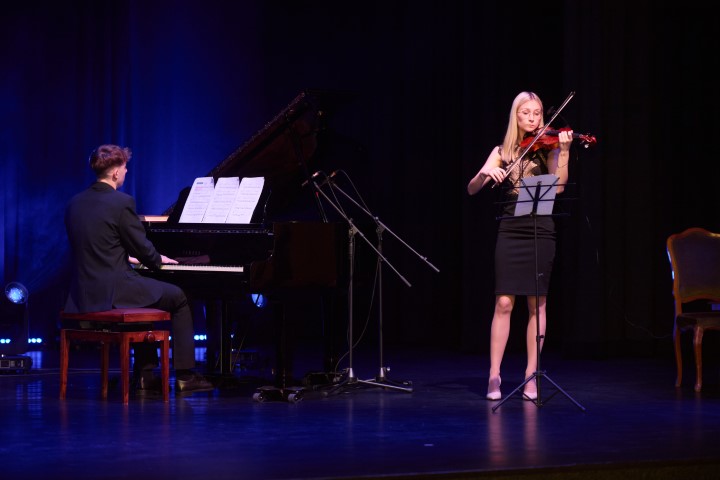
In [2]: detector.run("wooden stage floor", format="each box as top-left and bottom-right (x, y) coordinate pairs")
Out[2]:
(2, 343), (720, 479)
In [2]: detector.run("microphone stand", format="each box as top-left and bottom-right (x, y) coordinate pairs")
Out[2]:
(325, 173), (440, 393)
(307, 175), (410, 396)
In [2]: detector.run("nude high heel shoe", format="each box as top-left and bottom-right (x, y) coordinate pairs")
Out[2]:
(523, 377), (537, 401)
(486, 376), (501, 400)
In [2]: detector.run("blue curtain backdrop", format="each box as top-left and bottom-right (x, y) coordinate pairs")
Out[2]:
(2, 0), (719, 358)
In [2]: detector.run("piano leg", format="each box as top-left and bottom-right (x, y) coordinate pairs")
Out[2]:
(274, 299), (292, 388)
(220, 300), (234, 375)
(252, 296), (305, 403)
(202, 299), (236, 377)
(322, 289), (343, 375)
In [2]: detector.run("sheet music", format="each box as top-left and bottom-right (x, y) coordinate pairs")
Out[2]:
(227, 177), (265, 224)
(179, 177), (215, 223)
(201, 177), (240, 223)
(514, 174), (558, 216)
(179, 176), (264, 224)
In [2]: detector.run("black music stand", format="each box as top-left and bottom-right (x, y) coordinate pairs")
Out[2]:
(491, 174), (585, 412)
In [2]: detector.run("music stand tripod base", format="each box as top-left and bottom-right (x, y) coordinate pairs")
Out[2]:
(491, 370), (586, 412)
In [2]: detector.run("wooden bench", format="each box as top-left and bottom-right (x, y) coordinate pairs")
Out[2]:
(59, 308), (171, 403)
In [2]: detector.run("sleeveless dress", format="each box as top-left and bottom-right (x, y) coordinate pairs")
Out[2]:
(494, 145), (556, 296)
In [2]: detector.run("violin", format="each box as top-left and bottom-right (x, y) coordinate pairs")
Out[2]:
(489, 92), (595, 189)
(520, 127), (597, 152)
(491, 125), (597, 189)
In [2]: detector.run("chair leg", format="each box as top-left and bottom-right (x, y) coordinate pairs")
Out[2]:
(693, 327), (704, 393)
(673, 326), (683, 388)
(60, 330), (69, 400)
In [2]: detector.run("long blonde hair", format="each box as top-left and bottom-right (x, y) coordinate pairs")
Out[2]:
(499, 91), (544, 163)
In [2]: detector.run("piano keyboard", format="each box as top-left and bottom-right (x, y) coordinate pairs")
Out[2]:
(133, 264), (244, 273)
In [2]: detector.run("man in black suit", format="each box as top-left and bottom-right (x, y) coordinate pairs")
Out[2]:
(64, 144), (212, 394)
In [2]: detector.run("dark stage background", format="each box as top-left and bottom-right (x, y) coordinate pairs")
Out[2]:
(2, 1), (718, 362)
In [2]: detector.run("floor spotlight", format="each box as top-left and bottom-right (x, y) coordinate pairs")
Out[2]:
(0, 282), (32, 370)
(5, 282), (29, 305)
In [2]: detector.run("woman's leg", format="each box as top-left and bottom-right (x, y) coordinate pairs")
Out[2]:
(487, 294), (515, 399)
(524, 295), (547, 397)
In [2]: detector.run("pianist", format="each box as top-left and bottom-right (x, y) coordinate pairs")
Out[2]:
(63, 144), (213, 395)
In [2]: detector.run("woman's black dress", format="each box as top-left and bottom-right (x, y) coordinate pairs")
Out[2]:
(494, 147), (556, 296)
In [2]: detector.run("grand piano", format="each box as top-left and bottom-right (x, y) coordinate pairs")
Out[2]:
(138, 90), (351, 398)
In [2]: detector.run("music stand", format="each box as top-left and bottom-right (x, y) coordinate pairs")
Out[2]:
(491, 174), (585, 412)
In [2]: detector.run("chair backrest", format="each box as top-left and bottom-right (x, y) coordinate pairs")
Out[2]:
(667, 227), (720, 315)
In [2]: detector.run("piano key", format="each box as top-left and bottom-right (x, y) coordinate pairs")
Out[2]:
(134, 264), (244, 273)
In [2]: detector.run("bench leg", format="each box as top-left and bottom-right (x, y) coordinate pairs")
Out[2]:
(101, 342), (110, 399)
(161, 335), (170, 402)
(59, 330), (69, 400)
(58, 328), (170, 403)
(120, 335), (132, 404)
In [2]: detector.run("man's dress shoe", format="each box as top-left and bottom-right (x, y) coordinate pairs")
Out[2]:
(175, 373), (214, 394)
(133, 374), (162, 397)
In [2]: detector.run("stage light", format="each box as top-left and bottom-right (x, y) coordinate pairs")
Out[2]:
(0, 281), (30, 356)
(6, 282), (28, 305)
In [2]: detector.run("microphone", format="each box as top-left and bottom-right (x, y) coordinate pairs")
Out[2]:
(301, 170), (334, 188)
(301, 170), (325, 188)
(317, 170), (341, 187)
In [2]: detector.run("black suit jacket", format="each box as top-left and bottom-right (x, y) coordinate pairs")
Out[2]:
(64, 182), (166, 313)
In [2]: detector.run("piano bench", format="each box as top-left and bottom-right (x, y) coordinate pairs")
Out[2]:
(59, 308), (171, 404)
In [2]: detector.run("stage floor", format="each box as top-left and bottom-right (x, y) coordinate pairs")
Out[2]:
(2, 343), (720, 479)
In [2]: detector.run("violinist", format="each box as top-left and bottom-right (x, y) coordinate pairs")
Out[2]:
(467, 91), (573, 401)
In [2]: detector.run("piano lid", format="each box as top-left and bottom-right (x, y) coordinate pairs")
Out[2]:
(164, 89), (355, 224)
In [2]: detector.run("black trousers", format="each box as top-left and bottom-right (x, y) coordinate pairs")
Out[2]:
(133, 281), (195, 372)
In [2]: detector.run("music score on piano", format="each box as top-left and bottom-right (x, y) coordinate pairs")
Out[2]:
(132, 264), (244, 273)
